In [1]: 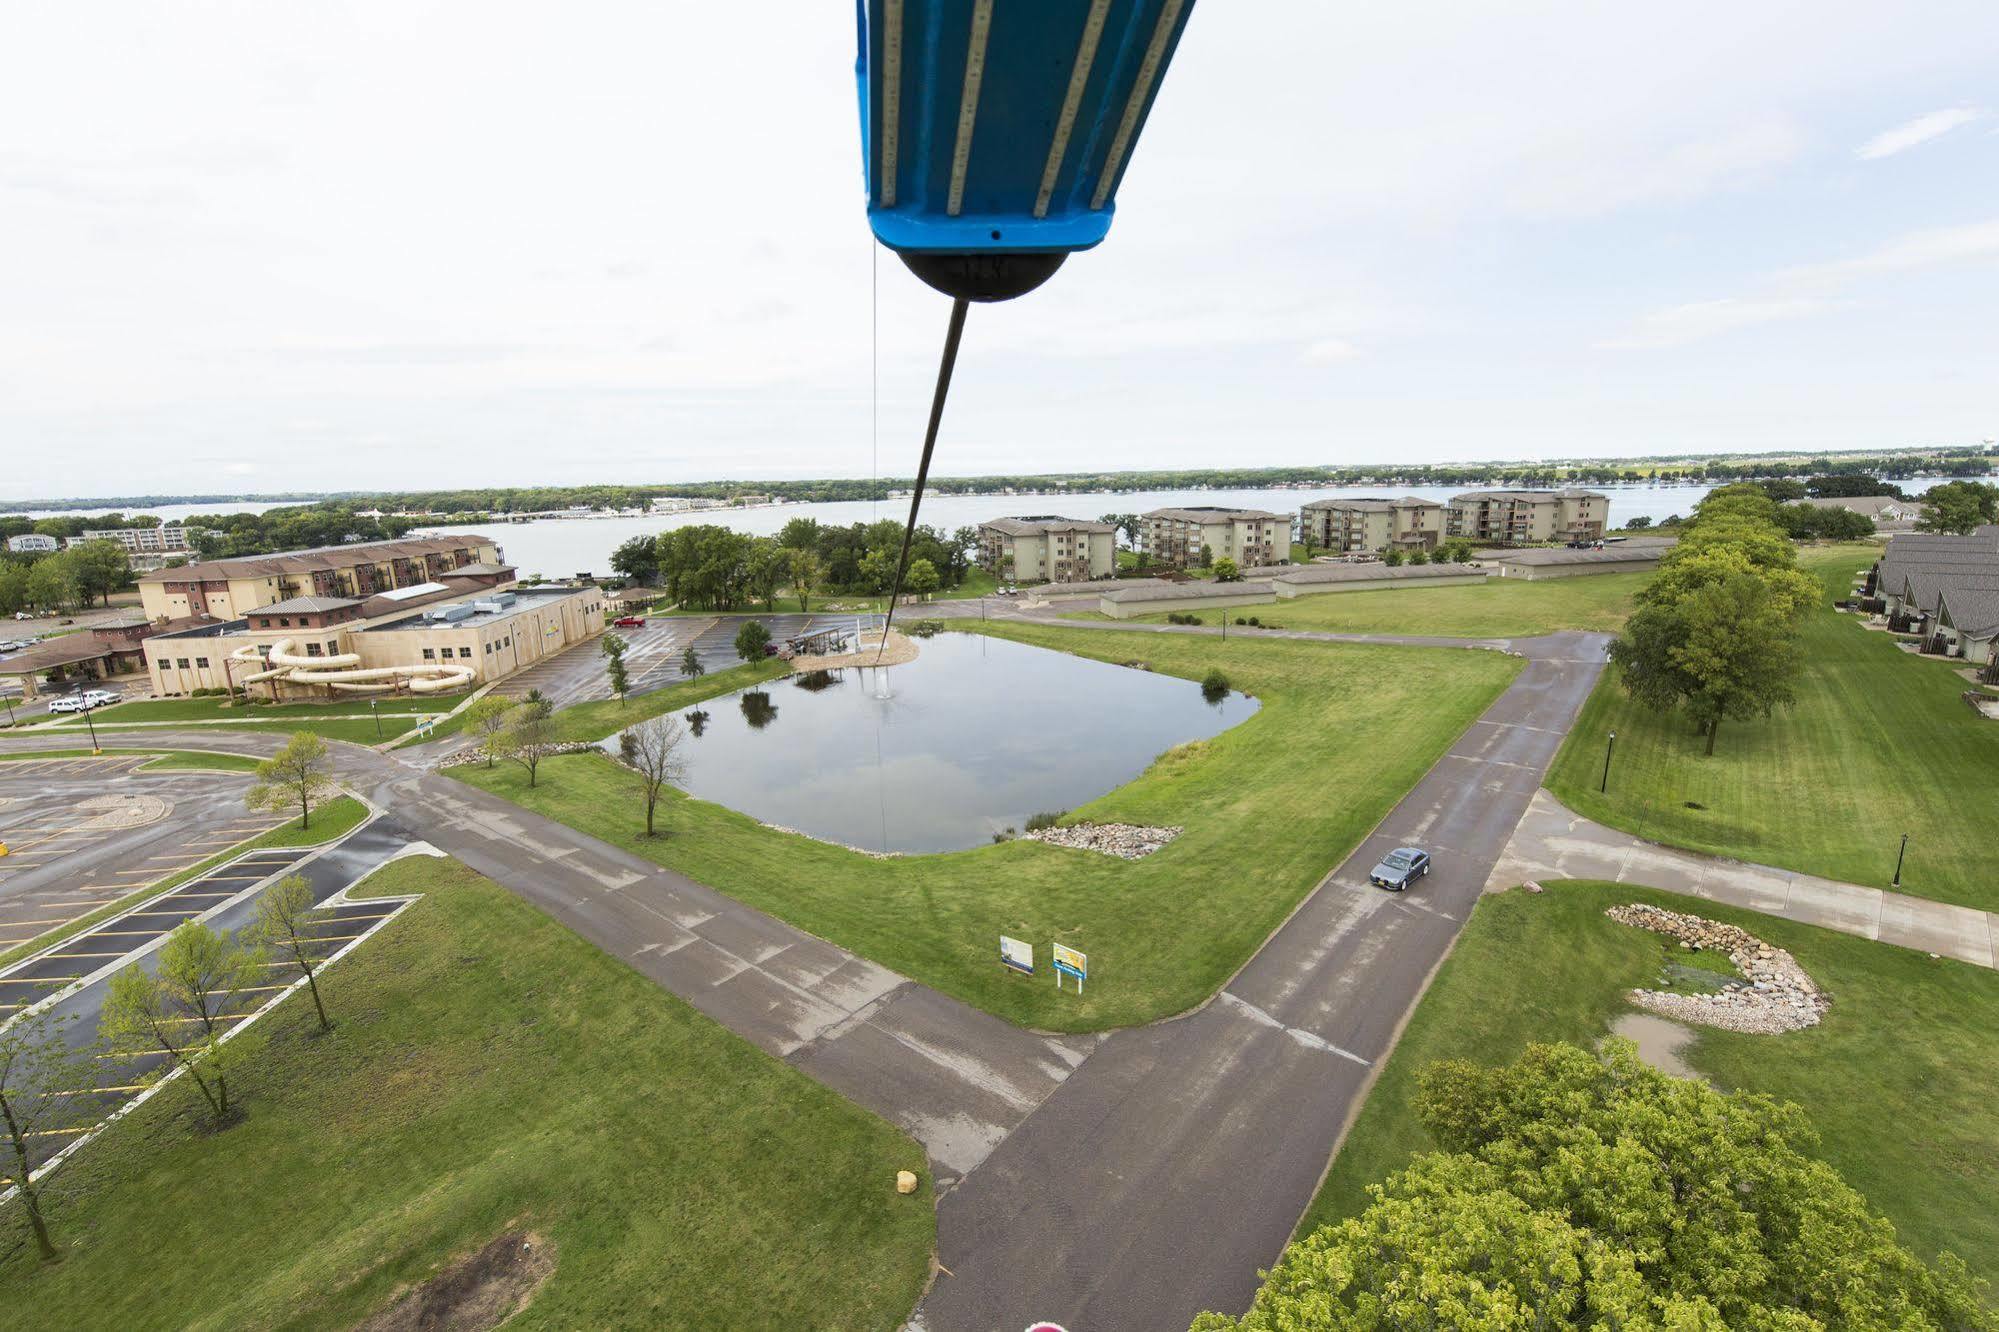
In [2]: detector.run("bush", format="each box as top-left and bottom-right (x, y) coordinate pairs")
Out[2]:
(1234, 617), (1247, 626)
(1201, 668), (1231, 703)
(1165, 612), (1204, 626)
(733, 620), (771, 662)
(1023, 811), (1064, 832)
(1247, 616), (1261, 627)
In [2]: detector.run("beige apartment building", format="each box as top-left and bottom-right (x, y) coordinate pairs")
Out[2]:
(1298, 497), (1445, 553)
(144, 580), (603, 700)
(135, 534), (506, 622)
(74, 524), (190, 555)
(1140, 506), (1286, 569)
(978, 516), (1118, 583)
(1445, 490), (1609, 545)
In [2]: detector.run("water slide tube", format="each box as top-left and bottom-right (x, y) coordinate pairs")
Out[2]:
(229, 640), (475, 694)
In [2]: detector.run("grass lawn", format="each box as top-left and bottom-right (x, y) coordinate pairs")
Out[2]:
(62, 716), (421, 744)
(1066, 569), (1648, 638)
(453, 624), (1519, 1030)
(1546, 546), (1999, 912)
(1302, 880), (1999, 1284)
(542, 659), (789, 744)
(81, 695), (446, 723)
(134, 750), (262, 773)
(0, 795), (368, 970)
(0, 855), (934, 1329)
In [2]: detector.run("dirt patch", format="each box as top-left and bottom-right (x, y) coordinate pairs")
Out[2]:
(1607, 1012), (1700, 1080)
(788, 629), (918, 672)
(358, 1231), (555, 1332)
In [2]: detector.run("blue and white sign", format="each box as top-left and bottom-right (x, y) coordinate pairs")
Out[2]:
(1000, 936), (1034, 976)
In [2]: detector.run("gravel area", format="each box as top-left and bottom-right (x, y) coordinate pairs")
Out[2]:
(1608, 902), (1830, 1034)
(1025, 823), (1182, 860)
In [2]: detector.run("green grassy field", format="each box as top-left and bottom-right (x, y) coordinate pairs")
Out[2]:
(1066, 569), (1648, 638)
(135, 750), (262, 773)
(62, 716), (420, 744)
(1547, 547), (1999, 911)
(0, 856), (934, 1329)
(0, 795), (369, 970)
(1303, 880), (1999, 1285)
(81, 695), (446, 723)
(453, 624), (1519, 1030)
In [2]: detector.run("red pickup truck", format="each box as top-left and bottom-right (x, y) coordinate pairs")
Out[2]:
(612, 615), (646, 628)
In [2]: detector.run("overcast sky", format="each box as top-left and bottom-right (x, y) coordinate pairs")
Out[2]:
(4, 2), (1997, 500)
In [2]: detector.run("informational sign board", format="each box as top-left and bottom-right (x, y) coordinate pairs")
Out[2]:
(1000, 935), (1034, 975)
(1053, 943), (1087, 993)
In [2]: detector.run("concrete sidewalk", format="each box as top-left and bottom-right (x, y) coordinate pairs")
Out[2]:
(1492, 790), (1998, 968)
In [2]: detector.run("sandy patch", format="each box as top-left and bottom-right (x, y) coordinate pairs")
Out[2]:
(788, 630), (919, 672)
(1607, 1012), (1700, 1080)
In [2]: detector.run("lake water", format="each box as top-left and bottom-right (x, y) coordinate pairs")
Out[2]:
(441, 476), (1994, 578)
(609, 632), (1258, 854)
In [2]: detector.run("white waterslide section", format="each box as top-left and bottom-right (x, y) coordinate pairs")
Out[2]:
(230, 640), (475, 694)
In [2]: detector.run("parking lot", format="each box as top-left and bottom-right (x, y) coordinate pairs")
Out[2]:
(3, 817), (415, 1173)
(494, 613), (854, 709)
(0, 756), (282, 951)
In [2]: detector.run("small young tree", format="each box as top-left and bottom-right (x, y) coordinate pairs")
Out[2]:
(788, 547), (822, 613)
(618, 715), (689, 836)
(679, 645), (705, 679)
(100, 922), (260, 1124)
(246, 730), (333, 829)
(1383, 548), (1405, 566)
(601, 632), (630, 705)
(520, 687), (552, 720)
(1407, 548), (1429, 565)
(734, 619), (771, 663)
(0, 1011), (100, 1261)
(904, 557), (940, 601)
(493, 707), (555, 787)
(462, 694), (516, 767)
(249, 873), (331, 1031)
(1211, 557), (1240, 583)
(1199, 543), (1214, 569)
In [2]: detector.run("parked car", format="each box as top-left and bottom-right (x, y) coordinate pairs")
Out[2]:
(612, 615), (647, 628)
(1368, 846), (1432, 892)
(81, 689), (122, 708)
(46, 695), (87, 714)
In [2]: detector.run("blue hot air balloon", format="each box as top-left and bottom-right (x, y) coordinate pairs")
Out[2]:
(855, 0), (1197, 302)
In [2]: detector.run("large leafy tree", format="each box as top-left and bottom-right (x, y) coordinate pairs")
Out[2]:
(1194, 1043), (1995, 1331)
(1917, 481), (1999, 536)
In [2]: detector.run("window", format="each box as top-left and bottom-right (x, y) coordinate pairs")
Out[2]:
(422, 647), (435, 660)
(279, 618), (291, 627)
(459, 646), (471, 658)
(325, 641), (337, 655)
(483, 642), (492, 654)
(176, 657), (190, 669)
(306, 643), (322, 657)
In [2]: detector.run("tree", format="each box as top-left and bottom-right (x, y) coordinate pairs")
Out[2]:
(1916, 481), (1998, 535)
(617, 715), (689, 836)
(734, 619), (771, 663)
(493, 706), (555, 787)
(1382, 548), (1405, 566)
(856, 547), (896, 596)
(601, 632), (630, 704)
(249, 873), (332, 1030)
(1406, 548), (1429, 565)
(25, 555), (79, 613)
(904, 557), (941, 600)
(1211, 556), (1240, 583)
(745, 537), (790, 608)
(1673, 572), (1805, 754)
(246, 730), (334, 829)
(609, 533), (661, 587)
(1194, 1042), (1995, 1331)
(66, 540), (132, 607)
(462, 694), (516, 766)
(100, 922), (261, 1125)
(787, 547), (821, 612)
(679, 645), (705, 679)
(0, 1011), (100, 1261)
(1756, 477), (1808, 502)
(1625, 515), (1653, 530)
(1198, 543), (1214, 569)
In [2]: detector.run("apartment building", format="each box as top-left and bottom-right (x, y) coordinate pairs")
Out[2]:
(1445, 489), (1609, 545)
(1298, 497), (1445, 553)
(1140, 507), (1286, 569)
(5, 534), (57, 553)
(73, 524), (190, 554)
(977, 516), (1118, 583)
(135, 534), (506, 622)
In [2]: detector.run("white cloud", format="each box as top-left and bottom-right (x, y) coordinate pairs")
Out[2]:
(1300, 338), (1362, 364)
(1600, 298), (1837, 350)
(1779, 218), (1999, 286)
(1857, 107), (1981, 159)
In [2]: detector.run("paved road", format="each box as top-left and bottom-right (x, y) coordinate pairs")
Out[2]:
(1495, 789), (1999, 967)
(491, 613), (853, 709)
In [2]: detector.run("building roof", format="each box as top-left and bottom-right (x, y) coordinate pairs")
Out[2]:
(135, 534), (497, 583)
(1481, 546), (1664, 567)
(1798, 495), (1924, 517)
(1873, 529), (1999, 600)
(1100, 579), (1277, 604)
(1272, 561), (1489, 586)
(355, 576), (495, 620)
(1300, 495), (1441, 513)
(1897, 570), (1999, 616)
(364, 584), (581, 632)
(449, 560), (516, 576)
(1451, 488), (1608, 503)
(1142, 506), (1286, 522)
(1026, 576), (1173, 596)
(249, 595), (361, 616)
(981, 515), (1117, 535)
(0, 635), (118, 674)
(1938, 586), (1999, 638)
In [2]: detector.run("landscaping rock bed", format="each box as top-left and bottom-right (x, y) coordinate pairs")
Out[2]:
(439, 740), (600, 770)
(1607, 903), (1830, 1034)
(1026, 822), (1181, 860)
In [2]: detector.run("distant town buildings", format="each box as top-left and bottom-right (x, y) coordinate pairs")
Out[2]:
(135, 534), (508, 622)
(74, 524), (190, 555)
(6, 533), (57, 553)
(1140, 506), (1286, 569)
(1798, 495), (1925, 529)
(977, 516), (1118, 583)
(1446, 490), (1609, 545)
(1299, 497), (1445, 554)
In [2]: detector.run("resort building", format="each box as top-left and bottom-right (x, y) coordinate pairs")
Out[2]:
(1863, 527), (1999, 664)
(1298, 497), (1445, 554)
(1139, 507), (1286, 569)
(0, 617), (168, 698)
(143, 579), (604, 700)
(977, 516), (1118, 583)
(1797, 495), (1925, 530)
(6, 534), (58, 553)
(134, 534), (506, 622)
(72, 524), (190, 555)
(1445, 490), (1609, 545)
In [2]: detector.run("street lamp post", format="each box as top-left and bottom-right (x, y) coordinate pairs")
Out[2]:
(1893, 832), (1908, 888)
(370, 697), (382, 739)
(1600, 730), (1617, 794)
(84, 699), (101, 756)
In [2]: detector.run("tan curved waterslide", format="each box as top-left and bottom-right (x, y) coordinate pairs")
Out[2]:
(231, 640), (475, 694)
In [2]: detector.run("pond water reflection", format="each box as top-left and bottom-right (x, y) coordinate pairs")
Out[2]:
(610, 633), (1258, 853)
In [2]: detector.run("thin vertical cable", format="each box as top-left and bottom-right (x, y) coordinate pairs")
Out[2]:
(877, 297), (970, 660)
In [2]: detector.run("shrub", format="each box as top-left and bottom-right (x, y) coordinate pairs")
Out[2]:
(1201, 668), (1231, 703)
(1023, 811), (1065, 832)
(1234, 617), (1247, 626)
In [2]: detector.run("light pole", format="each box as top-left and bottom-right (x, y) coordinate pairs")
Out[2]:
(1600, 730), (1616, 794)
(83, 698), (101, 756)
(370, 697), (382, 739)
(1893, 832), (1908, 888)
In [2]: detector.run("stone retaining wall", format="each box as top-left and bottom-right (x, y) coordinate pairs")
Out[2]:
(1607, 903), (1830, 1034)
